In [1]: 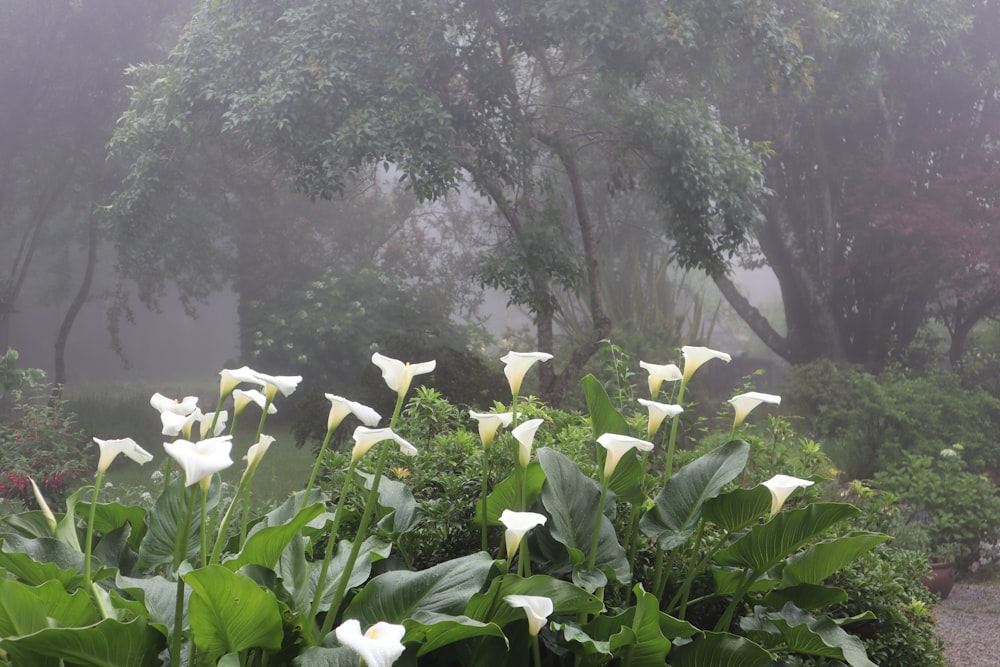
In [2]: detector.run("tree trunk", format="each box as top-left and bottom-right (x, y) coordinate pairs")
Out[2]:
(52, 201), (100, 392)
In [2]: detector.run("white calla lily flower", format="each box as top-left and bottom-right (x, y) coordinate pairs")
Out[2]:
(512, 418), (545, 467)
(597, 433), (654, 477)
(252, 372), (302, 401)
(637, 399), (684, 438)
(500, 351), (553, 395)
(351, 426), (417, 462)
(219, 366), (263, 397)
(245, 435), (275, 469)
(335, 619), (407, 667)
(500, 509), (547, 558)
(469, 410), (514, 447)
(94, 436), (154, 473)
(325, 394), (381, 431)
(371, 352), (436, 399)
(233, 389), (277, 418)
(504, 595), (554, 636)
(638, 361), (682, 399)
(729, 391), (782, 429)
(163, 435), (234, 487)
(762, 474), (814, 516)
(680, 346), (732, 382)
(198, 410), (228, 438)
(28, 477), (57, 532)
(150, 393), (199, 436)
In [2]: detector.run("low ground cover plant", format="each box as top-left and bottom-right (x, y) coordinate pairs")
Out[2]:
(0, 346), (890, 666)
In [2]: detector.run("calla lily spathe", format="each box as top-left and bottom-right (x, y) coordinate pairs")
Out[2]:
(233, 389), (276, 418)
(351, 426), (417, 462)
(469, 410), (514, 447)
(504, 595), (554, 636)
(500, 509), (547, 558)
(762, 474), (814, 516)
(219, 366), (262, 397)
(680, 345), (732, 382)
(245, 434), (275, 469)
(335, 619), (406, 667)
(94, 436), (154, 473)
(637, 399), (684, 438)
(252, 371), (302, 401)
(500, 351), (553, 395)
(597, 433), (654, 477)
(197, 410), (228, 438)
(729, 391), (782, 429)
(638, 361), (682, 399)
(28, 477), (57, 532)
(512, 418), (545, 467)
(371, 352), (436, 398)
(163, 435), (234, 487)
(150, 392), (199, 436)
(325, 394), (381, 431)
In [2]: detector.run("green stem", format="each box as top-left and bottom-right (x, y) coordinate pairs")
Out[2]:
(209, 476), (249, 565)
(480, 445), (491, 552)
(207, 393), (226, 439)
(586, 479), (609, 572)
(651, 546), (665, 601)
(308, 458), (357, 632)
(305, 427), (336, 503)
(170, 486), (198, 667)
(530, 634), (542, 667)
(199, 483), (209, 567)
(714, 577), (754, 632)
(83, 471), (107, 618)
(319, 443), (393, 639)
(663, 381), (688, 475)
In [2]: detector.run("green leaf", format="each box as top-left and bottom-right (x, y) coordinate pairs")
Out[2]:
(355, 471), (420, 534)
(668, 631), (775, 667)
(703, 486), (771, 532)
(581, 374), (630, 438)
(762, 584), (848, 611)
(465, 573), (604, 628)
(0, 533), (88, 588)
(2, 510), (59, 539)
(404, 611), (506, 656)
(224, 501), (324, 571)
(640, 441), (749, 550)
(185, 564), (284, 663)
(345, 552), (494, 626)
(138, 476), (214, 571)
(308, 537), (391, 614)
(781, 532), (890, 586)
(117, 573), (187, 636)
(93, 525), (139, 577)
(0, 578), (52, 637)
(715, 503), (861, 574)
(0, 617), (166, 667)
(292, 646), (357, 666)
(475, 463), (545, 524)
(711, 567), (780, 596)
(741, 604), (876, 667)
(537, 447), (630, 591)
(83, 501), (149, 551)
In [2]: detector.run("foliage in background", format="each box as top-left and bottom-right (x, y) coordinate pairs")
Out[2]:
(783, 359), (1000, 478)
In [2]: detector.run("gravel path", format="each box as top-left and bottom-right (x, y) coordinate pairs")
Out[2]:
(933, 583), (1000, 666)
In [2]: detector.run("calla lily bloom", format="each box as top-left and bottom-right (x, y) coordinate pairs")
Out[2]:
(252, 372), (302, 401)
(150, 393), (199, 435)
(762, 474), (814, 516)
(680, 346), (732, 382)
(198, 410), (229, 438)
(163, 435), (234, 487)
(637, 399), (684, 438)
(233, 389), (277, 418)
(512, 418), (545, 467)
(245, 434), (275, 469)
(325, 394), (381, 431)
(597, 433), (654, 477)
(94, 436), (154, 473)
(504, 595), (554, 637)
(351, 426), (417, 462)
(157, 409), (199, 438)
(469, 410), (514, 447)
(638, 361), (682, 399)
(500, 351), (554, 395)
(28, 477), (57, 532)
(335, 619), (407, 667)
(500, 510), (547, 558)
(371, 352), (436, 399)
(729, 391), (782, 429)
(219, 366), (263, 397)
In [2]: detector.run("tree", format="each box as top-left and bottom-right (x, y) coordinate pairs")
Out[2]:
(714, 0), (1000, 369)
(0, 0), (178, 383)
(113, 0), (807, 403)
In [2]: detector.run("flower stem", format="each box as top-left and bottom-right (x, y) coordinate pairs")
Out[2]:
(663, 381), (688, 475)
(83, 471), (107, 618)
(170, 485), (198, 667)
(199, 483), (209, 567)
(305, 427), (336, 504)
(308, 458), (356, 633)
(480, 445), (491, 552)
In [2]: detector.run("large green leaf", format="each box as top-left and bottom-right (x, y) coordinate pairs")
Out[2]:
(224, 501), (324, 571)
(137, 476), (220, 571)
(345, 552), (494, 626)
(83, 501), (149, 551)
(185, 564), (284, 663)
(0, 617), (166, 667)
(538, 447), (630, 591)
(474, 463), (546, 524)
(0, 533), (94, 587)
(715, 503), (861, 574)
(668, 631), (775, 667)
(117, 573), (187, 636)
(404, 611), (506, 656)
(703, 486), (771, 532)
(93, 525), (138, 577)
(0, 578), (53, 638)
(639, 441), (749, 550)
(2, 510), (58, 539)
(465, 573), (604, 628)
(741, 604), (876, 667)
(292, 646), (357, 666)
(355, 470), (421, 534)
(762, 583), (848, 611)
(781, 532), (890, 586)
(581, 374), (630, 438)
(307, 536), (391, 614)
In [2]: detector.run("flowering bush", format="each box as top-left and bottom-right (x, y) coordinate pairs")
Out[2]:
(0, 348), (885, 666)
(0, 387), (89, 505)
